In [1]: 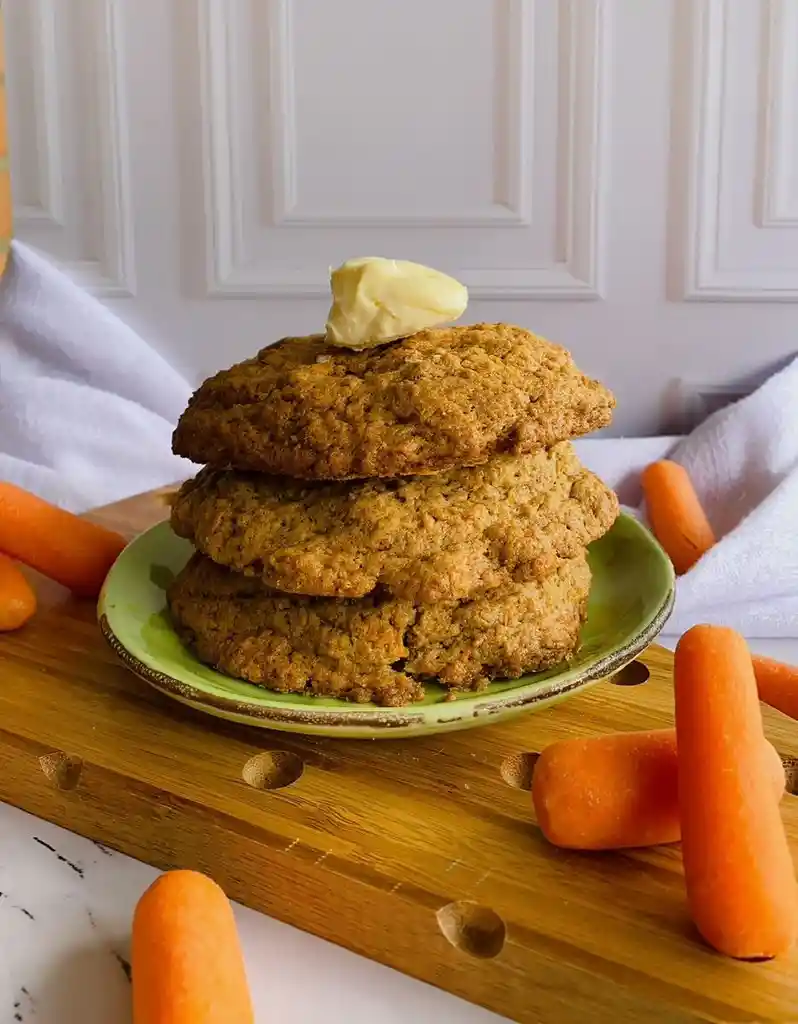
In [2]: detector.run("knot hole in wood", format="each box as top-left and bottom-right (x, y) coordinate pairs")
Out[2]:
(500, 752), (539, 791)
(242, 751), (304, 790)
(610, 660), (650, 686)
(437, 901), (506, 959)
(781, 757), (798, 796)
(39, 752), (83, 791)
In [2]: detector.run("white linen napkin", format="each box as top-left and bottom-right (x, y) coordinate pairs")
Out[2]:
(655, 356), (798, 638)
(0, 241), (192, 510)
(575, 355), (798, 639)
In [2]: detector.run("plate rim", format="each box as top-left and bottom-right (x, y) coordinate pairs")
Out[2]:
(98, 513), (675, 733)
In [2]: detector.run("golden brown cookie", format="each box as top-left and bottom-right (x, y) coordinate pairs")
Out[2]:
(170, 443), (618, 602)
(166, 553), (591, 707)
(172, 324), (615, 479)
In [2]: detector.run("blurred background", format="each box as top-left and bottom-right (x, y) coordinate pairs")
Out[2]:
(4, 0), (797, 435)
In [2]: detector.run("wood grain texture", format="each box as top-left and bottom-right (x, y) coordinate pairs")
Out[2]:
(1, 487), (798, 1023)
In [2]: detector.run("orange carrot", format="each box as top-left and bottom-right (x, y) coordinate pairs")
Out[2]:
(132, 870), (254, 1024)
(532, 729), (784, 851)
(0, 482), (126, 597)
(675, 624), (798, 959)
(641, 460), (716, 574)
(0, 554), (37, 631)
(753, 654), (798, 721)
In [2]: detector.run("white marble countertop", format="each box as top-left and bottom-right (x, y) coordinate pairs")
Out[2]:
(2, 635), (797, 1024)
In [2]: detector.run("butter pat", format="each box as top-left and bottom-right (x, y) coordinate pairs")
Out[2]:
(325, 257), (468, 350)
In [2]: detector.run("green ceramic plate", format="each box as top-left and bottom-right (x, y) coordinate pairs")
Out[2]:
(98, 513), (674, 739)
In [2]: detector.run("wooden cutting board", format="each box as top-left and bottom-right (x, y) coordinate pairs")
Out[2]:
(1, 488), (797, 1024)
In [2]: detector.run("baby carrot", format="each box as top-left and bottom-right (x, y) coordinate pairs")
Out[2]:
(532, 729), (784, 851)
(641, 460), (716, 574)
(132, 870), (254, 1024)
(0, 482), (126, 598)
(675, 624), (798, 959)
(0, 554), (37, 631)
(753, 654), (798, 721)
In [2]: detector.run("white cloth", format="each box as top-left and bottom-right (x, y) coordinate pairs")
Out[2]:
(0, 242), (796, 638)
(0, 241), (191, 510)
(658, 359), (798, 638)
(575, 357), (798, 638)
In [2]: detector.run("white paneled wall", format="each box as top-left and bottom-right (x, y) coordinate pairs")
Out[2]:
(5, 0), (135, 295)
(200, 0), (606, 298)
(680, 0), (798, 299)
(5, 0), (798, 434)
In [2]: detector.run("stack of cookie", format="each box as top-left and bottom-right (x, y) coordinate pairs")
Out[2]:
(167, 323), (619, 706)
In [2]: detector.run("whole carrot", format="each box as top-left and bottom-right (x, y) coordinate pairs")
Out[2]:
(675, 625), (798, 959)
(0, 554), (37, 631)
(132, 870), (254, 1024)
(753, 654), (798, 721)
(641, 460), (716, 574)
(532, 729), (784, 851)
(0, 482), (126, 598)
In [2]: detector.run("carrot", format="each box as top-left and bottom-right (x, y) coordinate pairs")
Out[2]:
(0, 554), (37, 631)
(532, 729), (784, 851)
(641, 460), (716, 574)
(753, 654), (798, 721)
(675, 624), (798, 959)
(0, 482), (126, 597)
(132, 870), (254, 1024)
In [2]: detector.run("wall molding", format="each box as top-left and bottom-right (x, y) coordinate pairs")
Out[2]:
(84, 0), (137, 297)
(268, 0), (533, 227)
(758, 0), (798, 227)
(8, 0), (136, 296)
(683, 0), (798, 301)
(201, 0), (608, 300)
(10, 0), (64, 227)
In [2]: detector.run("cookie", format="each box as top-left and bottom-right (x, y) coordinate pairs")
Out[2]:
(172, 324), (615, 479)
(171, 443), (618, 602)
(167, 553), (592, 707)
